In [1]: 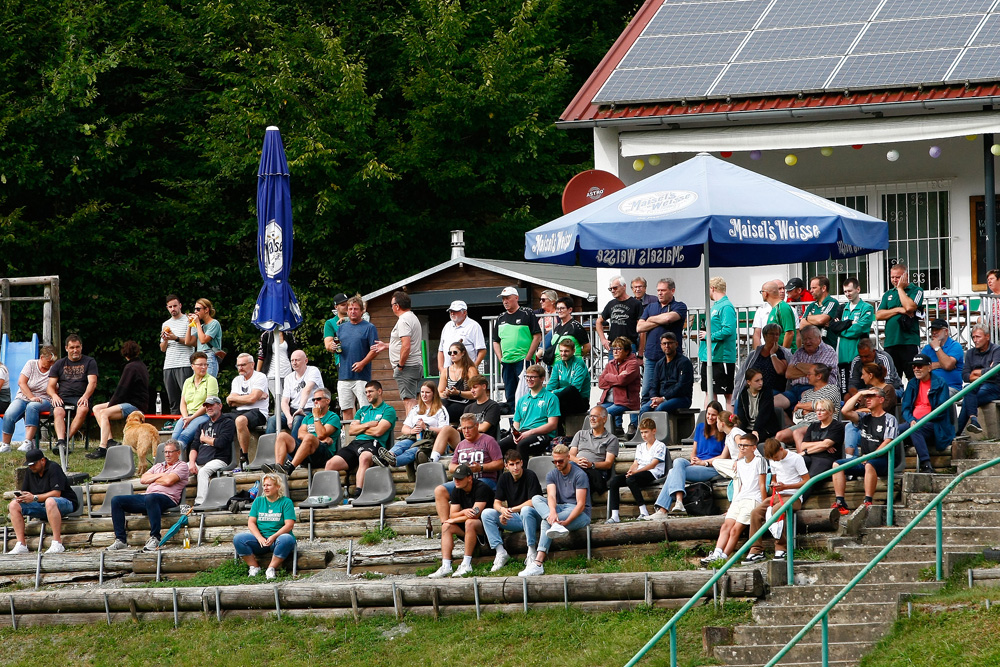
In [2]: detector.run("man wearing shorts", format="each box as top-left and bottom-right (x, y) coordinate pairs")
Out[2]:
(266, 388), (340, 477)
(832, 387), (899, 515)
(48, 334), (99, 451)
(326, 381), (397, 498)
(699, 277), (737, 408)
(227, 352), (269, 467)
(7, 449), (79, 554)
(336, 296), (378, 420)
(427, 464), (495, 579)
(372, 291), (423, 416)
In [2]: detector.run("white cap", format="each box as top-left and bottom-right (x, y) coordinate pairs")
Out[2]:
(498, 287), (518, 298)
(446, 300), (468, 312)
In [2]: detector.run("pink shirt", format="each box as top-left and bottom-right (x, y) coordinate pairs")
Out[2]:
(146, 460), (191, 504)
(452, 434), (502, 482)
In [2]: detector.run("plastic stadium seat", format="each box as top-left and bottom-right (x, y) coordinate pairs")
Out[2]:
(527, 456), (555, 485)
(299, 471), (344, 508)
(91, 481), (135, 517)
(247, 433), (276, 471)
(67, 485), (84, 518)
(92, 446), (136, 483)
(406, 462), (446, 504)
(193, 477), (236, 512)
(624, 411), (669, 446)
(352, 467), (396, 507)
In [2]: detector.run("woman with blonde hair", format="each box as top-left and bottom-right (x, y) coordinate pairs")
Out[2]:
(185, 298), (223, 377)
(391, 380), (450, 468)
(234, 473), (296, 580)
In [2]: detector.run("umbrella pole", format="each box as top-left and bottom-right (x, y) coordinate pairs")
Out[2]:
(703, 241), (714, 403)
(274, 331), (282, 434)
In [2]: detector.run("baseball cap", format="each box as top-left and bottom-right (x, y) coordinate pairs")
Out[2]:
(204, 395), (223, 405)
(911, 353), (932, 367)
(929, 318), (949, 330)
(332, 293), (349, 310)
(784, 277), (806, 291)
(447, 300), (468, 312)
(498, 287), (518, 298)
(24, 448), (44, 466)
(452, 463), (473, 480)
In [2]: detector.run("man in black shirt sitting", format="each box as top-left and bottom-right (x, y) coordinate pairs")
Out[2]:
(428, 464), (494, 579)
(7, 449), (78, 554)
(188, 396), (234, 505)
(481, 450), (543, 571)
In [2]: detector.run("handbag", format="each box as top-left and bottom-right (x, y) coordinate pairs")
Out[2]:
(764, 490), (786, 539)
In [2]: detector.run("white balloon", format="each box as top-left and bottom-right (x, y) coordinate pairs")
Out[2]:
(886, 150), (900, 162)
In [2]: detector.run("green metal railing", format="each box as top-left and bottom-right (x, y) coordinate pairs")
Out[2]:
(626, 362), (1000, 667)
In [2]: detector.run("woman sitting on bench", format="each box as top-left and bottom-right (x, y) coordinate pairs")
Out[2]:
(233, 473), (296, 580)
(649, 401), (726, 516)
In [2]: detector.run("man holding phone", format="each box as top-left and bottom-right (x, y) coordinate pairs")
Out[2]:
(7, 449), (79, 554)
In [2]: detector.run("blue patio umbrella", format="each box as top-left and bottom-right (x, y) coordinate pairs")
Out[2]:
(524, 152), (888, 396)
(252, 126), (303, 420)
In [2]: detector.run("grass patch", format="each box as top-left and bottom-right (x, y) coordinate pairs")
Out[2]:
(140, 558), (305, 587)
(361, 572), (386, 580)
(0, 600), (751, 666)
(359, 525), (398, 546)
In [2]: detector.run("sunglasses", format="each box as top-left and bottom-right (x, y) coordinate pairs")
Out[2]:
(448, 350), (462, 355)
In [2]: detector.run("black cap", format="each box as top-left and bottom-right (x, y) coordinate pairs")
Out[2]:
(452, 463), (473, 480)
(333, 293), (349, 305)
(911, 353), (932, 367)
(785, 277), (806, 291)
(24, 449), (44, 466)
(929, 318), (949, 330)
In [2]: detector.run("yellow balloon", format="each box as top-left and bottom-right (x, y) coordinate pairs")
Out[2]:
(633, 159), (645, 171)
(820, 147), (834, 157)
(785, 154), (798, 166)
(648, 155), (661, 166)
(992, 144), (1000, 156)
(968, 135), (979, 141)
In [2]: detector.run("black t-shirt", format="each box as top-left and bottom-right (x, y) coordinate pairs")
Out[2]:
(751, 347), (788, 394)
(22, 459), (78, 511)
(49, 355), (98, 399)
(450, 478), (495, 510)
(195, 414), (235, 466)
(463, 399), (501, 440)
(804, 419), (845, 458)
(494, 469), (542, 508)
(600, 297), (644, 348)
(856, 412), (899, 456)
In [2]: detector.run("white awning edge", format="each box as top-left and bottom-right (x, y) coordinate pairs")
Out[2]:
(619, 110), (1000, 157)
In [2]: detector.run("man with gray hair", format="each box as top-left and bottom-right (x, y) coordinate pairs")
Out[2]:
(568, 405), (619, 495)
(269, 349), (324, 448)
(597, 275), (643, 356)
(776, 325), (838, 412)
(265, 387), (341, 476)
(957, 324), (1000, 435)
(227, 352), (269, 466)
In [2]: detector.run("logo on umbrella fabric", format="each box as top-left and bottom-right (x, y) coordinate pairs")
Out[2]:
(263, 220), (283, 277)
(618, 190), (697, 218)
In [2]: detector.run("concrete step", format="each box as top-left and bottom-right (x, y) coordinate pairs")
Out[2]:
(770, 560), (930, 587)
(834, 544), (981, 562)
(752, 600), (897, 625)
(953, 458), (1000, 473)
(767, 581), (944, 606)
(904, 474), (1000, 495)
(714, 639), (875, 665)
(968, 442), (1000, 458)
(892, 507), (1000, 527)
(904, 491), (1000, 510)
(862, 525), (1000, 547)
(733, 620), (892, 646)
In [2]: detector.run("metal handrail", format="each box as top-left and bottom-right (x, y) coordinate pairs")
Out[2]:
(626, 361), (1000, 667)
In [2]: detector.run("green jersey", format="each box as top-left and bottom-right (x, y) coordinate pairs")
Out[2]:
(302, 410), (341, 454)
(879, 283), (923, 347)
(493, 307), (540, 363)
(803, 295), (842, 348)
(249, 495), (295, 539)
(837, 300), (875, 364)
(514, 388), (561, 430)
(354, 401), (398, 449)
(767, 300), (798, 352)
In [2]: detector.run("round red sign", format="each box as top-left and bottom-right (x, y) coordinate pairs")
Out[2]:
(561, 170), (626, 214)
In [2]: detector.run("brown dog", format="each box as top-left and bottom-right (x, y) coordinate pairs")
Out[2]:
(122, 412), (159, 475)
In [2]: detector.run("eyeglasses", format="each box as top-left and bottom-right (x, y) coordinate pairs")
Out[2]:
(448, 350), (462, 355)
(525, 375), (541, 380)
(608, 285), (622, 292)
(313, 396), (329, 402)
(164, 449), (179, 455)
(588, 414), (604, 420)
(194, 307), (204, 311)
(553, 458), (569, 466)
(192, 362), (208, 367)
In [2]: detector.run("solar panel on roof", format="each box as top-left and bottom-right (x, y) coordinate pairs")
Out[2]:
(853, 16), (982, 54)
(970, 14), (1000, 46)
(644, 0), (769, 36)
(594, 65), (726, 104)
(876, 0), (993, 21)
(830, 49), (961, 88)
(736, 24), (863, 62)
(758, 0), (879, 29)
(620, 33), (747, 68)
(712, 57), (840, 95)
(948, 45), (1000, 80)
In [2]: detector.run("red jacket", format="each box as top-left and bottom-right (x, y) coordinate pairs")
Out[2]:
(598, 353), (641, 410)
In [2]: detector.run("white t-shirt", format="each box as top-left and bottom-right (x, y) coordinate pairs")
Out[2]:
(272, 339), (292, 381)
(282, 366), (325, 410)
(161, 315), (195, 369)
(724, 427), (747, 460)
(402, 405), (450, 431)
(390, 311), (423, 368)
(0, 364), (8, 401)
(769, 450), (809, 496)
(15, 359), (50, 401)
(635, 439), (668, 479)
(732, 453), (767, 503)
(230, 370), (269, 415)
(438, 317), (487, 368)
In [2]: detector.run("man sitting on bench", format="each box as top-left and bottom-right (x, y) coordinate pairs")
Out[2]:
(639, 332), (693, 415)
(831, 387), (898, 515)
(324, 381), (396, 500)
(7, 449), (79, 554)
(265, 388), (340, 477)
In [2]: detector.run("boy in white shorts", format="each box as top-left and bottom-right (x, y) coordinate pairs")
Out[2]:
(701, 432), (766, 564)
(744, 438), (810, 563)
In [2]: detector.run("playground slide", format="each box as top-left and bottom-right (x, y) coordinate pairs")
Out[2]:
(0, 333), (39, 442)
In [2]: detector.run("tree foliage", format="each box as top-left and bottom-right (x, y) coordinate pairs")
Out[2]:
(0, 0), (639, 397)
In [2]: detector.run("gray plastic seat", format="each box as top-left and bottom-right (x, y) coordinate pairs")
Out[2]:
(154, 442), (166, 465)
(406, 462), (446, 504)
(272, 472), (291, 499)
(67, 485), (84, 518)
(247, 434), (276, 471)
(215, 441), (241, 475)
(91, 481), (135, 517)
(299, 471), (344, 508)
(193, 476), (236, 512)
(527, 455), (555, 484)
(624, 412), (669, 446)
(352, 467), (396, 507)
(92, 445), (136, 483)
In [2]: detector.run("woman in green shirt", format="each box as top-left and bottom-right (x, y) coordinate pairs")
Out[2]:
(234, 473), (297, 580)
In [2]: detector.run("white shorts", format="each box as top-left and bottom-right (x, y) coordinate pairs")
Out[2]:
(337, 380), (369, 411)
(725, 497), (758, 525)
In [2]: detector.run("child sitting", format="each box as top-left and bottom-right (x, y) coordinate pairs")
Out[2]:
(701, 432), (766, 564)
(605, 418), (668, 522)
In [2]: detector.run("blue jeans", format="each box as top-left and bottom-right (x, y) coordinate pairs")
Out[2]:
(781, 383), (811, 409)
(20, 498), (73, 521)
(844, 422), (861, 454)
(638, 397), (692, 415)
(390, 439), (420, 467)
(532, 495), (591, 553)
(958, 381), (1000, 433)
(233, 532), (296, 560)
(206, 352), (219, 378)
(266, 413), (305, 447)
(172, 414), (210, 447)
(501, 360), (528, 404)
(601, 401), (627, 429)
(659, 458), (720, 505)
(835, 454), (889, 478)
(2, 398), (52, 434)
(908, 422), (943, 464)
(110, 493), (178, 542)
(641, 358), (659, 402)
(482, 506), (539, 549)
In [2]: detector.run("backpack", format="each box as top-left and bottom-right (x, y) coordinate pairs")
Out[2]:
(684, 481), (717, 516)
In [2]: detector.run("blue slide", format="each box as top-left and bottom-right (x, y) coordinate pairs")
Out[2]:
(1, 334), (40, 442)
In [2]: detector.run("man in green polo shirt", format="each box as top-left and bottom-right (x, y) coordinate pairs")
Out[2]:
(499, 364), (560, 463)
(837, 277), (875, 395)
(325, 380), (397, 499)
(547, 339), (591, 432)
(876, 263), (923, 380)
(801, 276), (842, 349)
(763, 280), (796, 352)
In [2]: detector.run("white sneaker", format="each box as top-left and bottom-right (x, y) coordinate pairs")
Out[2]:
(9, 542), (29, 555)
(265, 567), (277, 580)
(452, 562), (474, 577)
(248, 566), (261, 577)
(700, 549), (724, 565)
(604, 516), (620, 524)
(647, 511), (670, 521)
(670, 502), (687, 515)
(491, 551), (510, 572)
(17, 441), (32, 453)
(46, 541), (65, 554)
(638, 514), (654, 521)
(106, 539), (129, 551)
(518, 560), (544, 577)
(142, 536), (160, 552)
(0, 443), (10, 453)
(428, 563), (453, 579)
(545, 523), (570, 539)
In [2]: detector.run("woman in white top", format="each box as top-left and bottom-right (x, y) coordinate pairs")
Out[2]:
(711, 411), (749, 479)
(1, 345), (58, 452)
(605, 417), (669, 523)
(389, 381), (449, 468)
(701, 432), (767, 564)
